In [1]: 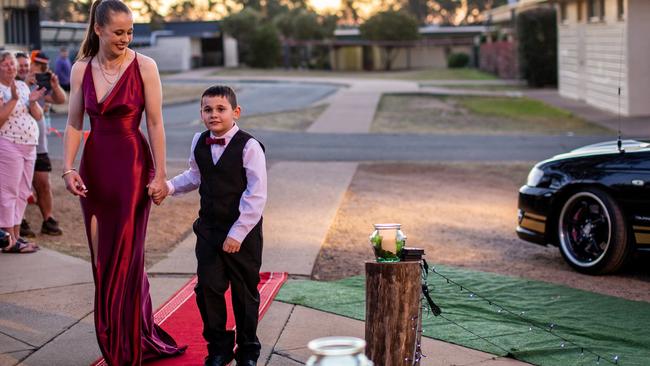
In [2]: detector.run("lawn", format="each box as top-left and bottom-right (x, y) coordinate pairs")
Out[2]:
(371, 94), (612, 135)
(214, 67), (496, 81)
(421, 84), (527, 91)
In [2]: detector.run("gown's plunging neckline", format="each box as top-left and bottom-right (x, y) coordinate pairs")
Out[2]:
(90, 54), (137, 105)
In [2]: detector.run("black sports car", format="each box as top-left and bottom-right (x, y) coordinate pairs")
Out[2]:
(517, 140), (650, 274)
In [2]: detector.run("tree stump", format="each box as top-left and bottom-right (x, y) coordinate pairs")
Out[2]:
(365, 261), (421, 366)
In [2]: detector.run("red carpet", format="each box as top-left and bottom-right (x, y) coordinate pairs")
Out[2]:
(92, 272), (288, 366)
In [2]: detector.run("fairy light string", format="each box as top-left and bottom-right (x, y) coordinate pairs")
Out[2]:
(419, 262), (620, 365)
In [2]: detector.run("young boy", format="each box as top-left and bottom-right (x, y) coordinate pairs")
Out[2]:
(162, 85), (267, 366)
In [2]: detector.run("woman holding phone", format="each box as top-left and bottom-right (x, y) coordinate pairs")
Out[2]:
(62, 0), (185, 364)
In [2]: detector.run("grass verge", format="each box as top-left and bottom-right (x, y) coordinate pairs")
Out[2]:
(214, 67), (496, 81)
(371, 94), (612, 135)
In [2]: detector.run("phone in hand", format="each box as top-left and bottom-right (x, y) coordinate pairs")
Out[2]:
(35, 72), (52, 92)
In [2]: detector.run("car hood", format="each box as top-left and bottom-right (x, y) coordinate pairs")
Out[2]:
(548, 140), (650, 162)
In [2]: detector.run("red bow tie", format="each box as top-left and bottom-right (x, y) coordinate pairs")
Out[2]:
(206, 137), (226, 146)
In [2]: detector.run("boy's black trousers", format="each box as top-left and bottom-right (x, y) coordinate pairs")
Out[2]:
(193, 219), (263, 361)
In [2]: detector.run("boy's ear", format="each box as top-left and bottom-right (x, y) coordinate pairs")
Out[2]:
(233, 105), (242, 119)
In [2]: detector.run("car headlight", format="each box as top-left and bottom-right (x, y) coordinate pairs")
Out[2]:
(526, 166), (545, 187)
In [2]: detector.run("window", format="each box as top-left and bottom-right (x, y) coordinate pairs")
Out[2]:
(617, 0), (625, 20)
(3, 8), (30, 45)
(577, 0), (584, 22)
(560, 2), (568, 23)
(587, 0), (605, 21)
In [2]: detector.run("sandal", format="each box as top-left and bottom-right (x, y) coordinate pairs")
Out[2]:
(2, 240), (37, 254)
(17, 237), (39, 250)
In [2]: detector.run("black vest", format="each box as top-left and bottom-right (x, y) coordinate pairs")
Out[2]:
(194, 129), (265, 233)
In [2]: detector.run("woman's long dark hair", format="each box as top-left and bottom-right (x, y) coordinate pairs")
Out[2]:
(77, 0), (131, 60)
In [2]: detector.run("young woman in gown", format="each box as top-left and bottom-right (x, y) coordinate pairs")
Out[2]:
(62, 1), (186, 364)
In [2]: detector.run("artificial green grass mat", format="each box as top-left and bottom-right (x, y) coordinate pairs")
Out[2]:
(276, 265), (650, 366)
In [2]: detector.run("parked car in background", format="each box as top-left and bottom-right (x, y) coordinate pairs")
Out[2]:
(517, 140), (650, 274)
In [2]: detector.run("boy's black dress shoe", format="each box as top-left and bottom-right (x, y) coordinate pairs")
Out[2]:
(204, 354), (234, 366)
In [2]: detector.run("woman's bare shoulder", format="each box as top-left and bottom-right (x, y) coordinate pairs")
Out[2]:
(136, 53), (158, 72)
(71, 57), (91, 74)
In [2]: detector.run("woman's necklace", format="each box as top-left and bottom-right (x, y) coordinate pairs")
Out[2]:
(98, 53), (127, 86)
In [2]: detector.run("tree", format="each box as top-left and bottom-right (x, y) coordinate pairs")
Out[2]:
(429, 0), (508, 25)
(40, 0), (73, 21)
(222, 8), (264, 66)
(407, 0), (428, 24)
(517, 8), (557, 87)
(247, 23), (281, 68)
(360, 10), (419, 70)
(274, 9), (335, 41)
(39, 0), (91, 22)
(124, 0), (165, 27)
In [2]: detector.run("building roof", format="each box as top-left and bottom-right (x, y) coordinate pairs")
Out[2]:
(40, 21), (87, 44)
(484, 0), (552, 24)
(133, 21), (221, 38)
(335, 25), (488, 40)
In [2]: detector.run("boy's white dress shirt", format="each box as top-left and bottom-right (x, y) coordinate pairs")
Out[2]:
(167, 125), (267, 243)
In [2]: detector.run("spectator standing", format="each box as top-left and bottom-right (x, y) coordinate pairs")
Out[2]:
(15, 53), (37, 238)
(54, 47), (71, 92)
(0, 51), (46, 253)
(19, 51), (67, 236)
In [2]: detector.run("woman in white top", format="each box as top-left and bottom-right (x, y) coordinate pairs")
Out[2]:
(0, 51), (46, 253)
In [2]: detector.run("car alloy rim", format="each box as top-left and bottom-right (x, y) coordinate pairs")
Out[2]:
(558, 192), (612, 268)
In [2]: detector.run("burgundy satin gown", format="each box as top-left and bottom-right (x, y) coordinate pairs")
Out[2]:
(79, 54), (186, 365)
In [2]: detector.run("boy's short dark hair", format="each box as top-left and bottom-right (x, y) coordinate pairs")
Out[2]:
(15, 52), (28, 60)
(201, 85), (237, 109)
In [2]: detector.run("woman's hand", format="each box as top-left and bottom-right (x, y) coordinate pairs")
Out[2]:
(10, 81), (19, 101)
(50, 73), (60, 88)
(25, 72), (36, 87)
(28, 87), (47, 103)
(63, 170), (87, 197)
(147, 176), (168, 205)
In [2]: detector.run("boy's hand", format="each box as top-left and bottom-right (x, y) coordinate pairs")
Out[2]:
(152, 188), (167, 205)
(222, 237), (242, 253)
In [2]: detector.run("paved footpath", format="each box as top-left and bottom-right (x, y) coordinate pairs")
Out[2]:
(11, 68), (632, 365)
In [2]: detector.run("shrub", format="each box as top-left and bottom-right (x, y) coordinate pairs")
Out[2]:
(247, 24), (282, 68)
(447, 53), (470, 68)
(516, 8), (557, 87)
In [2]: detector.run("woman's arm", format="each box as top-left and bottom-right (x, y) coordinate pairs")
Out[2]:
(28, 96), (44, 121)
(0, 84), (18, 127)
(62, 60), (88, 197)
(139, 54), (168, 200)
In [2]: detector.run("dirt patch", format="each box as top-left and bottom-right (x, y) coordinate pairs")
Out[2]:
(312, 163), (650, 303)
(239, 105), (327, 131)
(162, 83), (215, 105)
(23, 160), (199, 268)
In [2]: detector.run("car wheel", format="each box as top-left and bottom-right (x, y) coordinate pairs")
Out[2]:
(558, 188), (631, 274)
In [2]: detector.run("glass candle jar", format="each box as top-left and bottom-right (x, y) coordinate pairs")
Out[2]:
(369, 223), (406, 262)
(306, 337), (373, 366)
